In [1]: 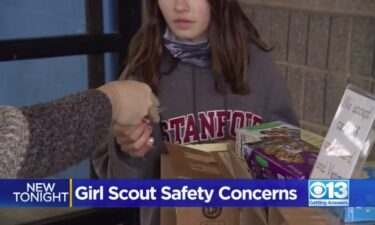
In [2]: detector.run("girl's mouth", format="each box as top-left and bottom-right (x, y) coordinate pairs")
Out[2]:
(174, 19), (194, 29)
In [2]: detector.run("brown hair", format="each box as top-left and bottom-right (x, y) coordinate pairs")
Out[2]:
(122, 0), (269, 95)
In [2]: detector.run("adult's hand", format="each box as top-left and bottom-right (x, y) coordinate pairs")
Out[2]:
(98, 80), (160, 125)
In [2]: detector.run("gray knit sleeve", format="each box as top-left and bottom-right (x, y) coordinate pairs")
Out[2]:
(15, 90), (112, 178)
(0, 106), (30, 178)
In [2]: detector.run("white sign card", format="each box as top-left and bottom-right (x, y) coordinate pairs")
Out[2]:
(311, 85), (375, 179)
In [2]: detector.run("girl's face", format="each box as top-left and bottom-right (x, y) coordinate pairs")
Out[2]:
(158, 0), (211, 43)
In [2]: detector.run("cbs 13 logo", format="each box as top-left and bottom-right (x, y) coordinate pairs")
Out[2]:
(309, 180), (349, 200)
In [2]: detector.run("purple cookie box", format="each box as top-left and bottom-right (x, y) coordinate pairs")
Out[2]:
(245, 139), (318, 179)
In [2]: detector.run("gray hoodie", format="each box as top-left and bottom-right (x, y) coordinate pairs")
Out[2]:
(91, 44), (299, 225)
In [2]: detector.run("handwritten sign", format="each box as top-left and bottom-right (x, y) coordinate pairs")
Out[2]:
(311, 86), (375, 179)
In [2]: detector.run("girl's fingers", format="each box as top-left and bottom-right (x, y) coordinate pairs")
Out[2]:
(133, 126), (153, 150)
(131, 137), (155, 157)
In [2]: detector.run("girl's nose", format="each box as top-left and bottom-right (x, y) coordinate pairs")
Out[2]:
(174, 0), (190, 13)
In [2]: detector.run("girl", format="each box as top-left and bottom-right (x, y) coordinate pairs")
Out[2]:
(92, 0), (298, 224)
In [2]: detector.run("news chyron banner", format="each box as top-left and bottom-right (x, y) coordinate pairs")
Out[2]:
(0, 179), (373, 207)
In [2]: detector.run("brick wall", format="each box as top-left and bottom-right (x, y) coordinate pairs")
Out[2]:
(240, 0), (375, 135)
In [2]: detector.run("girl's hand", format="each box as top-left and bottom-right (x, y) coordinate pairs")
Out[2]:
(113, 120), (154, 157)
